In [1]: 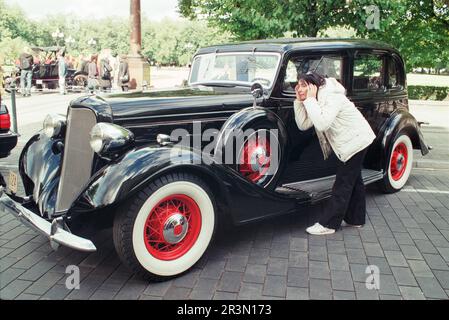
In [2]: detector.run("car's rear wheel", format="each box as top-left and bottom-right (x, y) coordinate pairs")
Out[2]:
(380, 134), (413, 193)
(113, 172), (216, 281)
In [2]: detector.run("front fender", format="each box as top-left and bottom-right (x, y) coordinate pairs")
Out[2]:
(71, 144), (300, 225)
(72, 145), (222, 211)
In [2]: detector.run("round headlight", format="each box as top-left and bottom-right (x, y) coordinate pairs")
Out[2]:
(89, 123), (134, 155)
(43, 114), (66, 138)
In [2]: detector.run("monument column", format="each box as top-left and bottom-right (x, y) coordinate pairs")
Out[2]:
(128, 0), (150, 90)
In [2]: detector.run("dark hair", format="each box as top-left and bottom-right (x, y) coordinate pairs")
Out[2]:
(297, 71), (326, 87)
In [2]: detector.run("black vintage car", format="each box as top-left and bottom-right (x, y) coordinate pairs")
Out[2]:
(0, 38), (429, 281)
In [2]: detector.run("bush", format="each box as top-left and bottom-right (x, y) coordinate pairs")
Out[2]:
(408, 86), (449, 101)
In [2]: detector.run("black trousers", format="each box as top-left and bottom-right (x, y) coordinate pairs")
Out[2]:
(319, 148), (368, 230)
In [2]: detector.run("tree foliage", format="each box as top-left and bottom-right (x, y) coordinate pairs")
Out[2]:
(178, 0), (449, 69)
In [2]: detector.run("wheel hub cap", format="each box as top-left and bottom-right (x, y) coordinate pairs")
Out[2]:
(390, 142), (408, 181)
(163, 213), (188, 244)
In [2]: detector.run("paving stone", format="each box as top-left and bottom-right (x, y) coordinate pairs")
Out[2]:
(354, 282), (379, 300)
(385, 251), (408, 267)
(399, 286), (425, 300)
(173, 269), (200, 288)
(0, 257), (19, 273)
(433, 270), (449, 289)
(225, 255), (249, 273)
(0, 279), (33, 300)
(377, 274), (400, 296)
(285, 286), (308, 300)
(15, 293), (40, 300)
(407, 228), (428, 241)
(309, 245), (327, 262)
(343, 235), (364, 249)
(346, 248), (368, 264)
(200, 260), (225, 280)
(217, 272), (242, 293)
(326, 240), (345, 254)
(290, 237), (308, 252)
(270, 242), (290, 259)
(0, 267), (25, 290)
(363, 242), (384, 257)
(367, 257), (392, 275)
(436, 247), (449, 262)
(391, 267), (418, 286)
(350, 264), (368, 283)
(378, 237), (400, 251)
(267, 258), (288, 276)
(394, 233), (414, 245)
(330, 270), (354, 291)
(333, 290), (356, 300)
(416, 277), (448, 299)
(262, 275), (286, 298)
(12, 252), (45, 269)
(287, 267), (308, 288)
(379, 294), (402, 300)
(114, 280), (147, 300)
(238, 282), (263, 299)
(360, 230), (379, 243)
(213, 291), (238, 300)
(163, 286), (191, 300)
(248, 248), (270, 265)
(400, 245), (424, 260)
(143, 280), (172, 297)
(409, 260), (434, 278)
(190, 278), (218, 300)
(310, 279), (332, 300)
(1, 234), (36, 250)
(24, 272), (65, 295)
(243, 264), (266, 284)
(328, 254), (350, 271)
(309, 261), (330, 280)
(423, 254), (449, 271)
(288, 251), (308, 268)
(89, 290), (117, 300)
(40, 284), (72, 300)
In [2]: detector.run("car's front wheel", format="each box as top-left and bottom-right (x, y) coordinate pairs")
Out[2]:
(113, 172), (216, 281)
(380, 133), (414, 193)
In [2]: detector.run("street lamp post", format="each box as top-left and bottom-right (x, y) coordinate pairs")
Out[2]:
(65, 36), (75, 48)
(88, 38), (97, 48)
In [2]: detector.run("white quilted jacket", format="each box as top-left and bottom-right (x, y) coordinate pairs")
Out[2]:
(294, 77), (376, 163)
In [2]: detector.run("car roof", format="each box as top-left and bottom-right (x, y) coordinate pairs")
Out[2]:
(195, 37), (399, 55)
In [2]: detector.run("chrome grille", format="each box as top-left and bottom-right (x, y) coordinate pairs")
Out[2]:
(56, 108), (97, 212)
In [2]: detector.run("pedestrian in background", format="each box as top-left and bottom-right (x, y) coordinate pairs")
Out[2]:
(19, 47), (34, 97)
(57, 49), (67, 95)
(99, 57), (112, 92)
(118, 55), (129, 92)
(87, 54), (98, 94)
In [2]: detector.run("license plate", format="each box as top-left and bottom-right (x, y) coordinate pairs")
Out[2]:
(8, 171), (18, 194)
(36, 79), (43, 85)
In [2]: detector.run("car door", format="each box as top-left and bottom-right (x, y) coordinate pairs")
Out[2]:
(272, 51), (349, 184)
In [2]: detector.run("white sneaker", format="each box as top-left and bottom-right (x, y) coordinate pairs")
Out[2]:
(341, 221), (363, 228)
(306, 223), (335, 235)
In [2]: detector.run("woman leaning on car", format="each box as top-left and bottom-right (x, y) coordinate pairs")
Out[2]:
(294, 71), (376, 235)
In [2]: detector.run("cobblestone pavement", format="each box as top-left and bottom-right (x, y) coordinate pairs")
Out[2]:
(1, 167), (449, 300)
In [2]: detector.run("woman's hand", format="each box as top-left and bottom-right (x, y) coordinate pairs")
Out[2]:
(295, 84), (302, 101)
(307, 84), (318, 99)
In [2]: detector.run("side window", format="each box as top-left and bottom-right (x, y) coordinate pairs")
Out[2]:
(388, 56), (403, 89)
(353, 54), (385, 91)
(283, 55), (343, 93)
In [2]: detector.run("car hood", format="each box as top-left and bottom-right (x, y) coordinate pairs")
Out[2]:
(104, 86), (255, 125)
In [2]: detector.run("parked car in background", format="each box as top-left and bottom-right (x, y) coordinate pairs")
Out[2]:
(0, 38), (430, 281)
(0, 102), (17, 158)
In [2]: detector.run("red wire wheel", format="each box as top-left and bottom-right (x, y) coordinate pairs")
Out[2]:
(143, 194), (202, 261)
(390, 142), (408, 181)
(238, 134), (272, 183)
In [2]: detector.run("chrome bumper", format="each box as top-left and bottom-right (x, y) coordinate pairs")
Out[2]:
(0, 187), (96, 252)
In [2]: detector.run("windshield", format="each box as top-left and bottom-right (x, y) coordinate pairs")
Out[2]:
(189, 52), (281, 88)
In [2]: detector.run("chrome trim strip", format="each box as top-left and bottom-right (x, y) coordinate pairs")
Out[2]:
(118, 109), (242, 122)
(124, 117), (229, 128)
(0, 188), (96, 252)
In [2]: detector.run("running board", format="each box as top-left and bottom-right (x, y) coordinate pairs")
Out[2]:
(276, 169), (383, 203)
